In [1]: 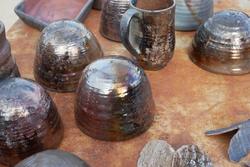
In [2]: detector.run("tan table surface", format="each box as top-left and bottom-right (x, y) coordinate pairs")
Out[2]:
(3, 0), (250, 166)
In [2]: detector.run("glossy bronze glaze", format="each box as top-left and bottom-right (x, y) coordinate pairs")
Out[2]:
(0, 21), (20, 80)
(100, 0), (130, 41)
(75, 56), (155, 141)
(120, 0), (176, 70)
(0, 78), (63, 166)
(93, 0), (106, 10)
(15, 150), (89, 167)
(34, 20), (103, 92)
(191, 10), (250, 75)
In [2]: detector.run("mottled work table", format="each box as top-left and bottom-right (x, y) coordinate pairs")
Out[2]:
(3, 0), (250, 166)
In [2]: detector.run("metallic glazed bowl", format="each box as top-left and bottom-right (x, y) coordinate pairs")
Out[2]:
(75, 56), (155, 141)
(100, 0), (129, 41)
(15, 150), (89, 167)
(0, 78), (63, 166)
(34, 20), (103, 92)
(191, 10), (250, 75)
(175, 0), (213, 31)
(0, 21), (20, 80)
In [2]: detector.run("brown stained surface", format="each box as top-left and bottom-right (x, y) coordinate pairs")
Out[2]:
(4, 0), (250, 166)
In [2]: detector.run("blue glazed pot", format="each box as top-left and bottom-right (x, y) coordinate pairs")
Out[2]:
(175, 0), (213, 31)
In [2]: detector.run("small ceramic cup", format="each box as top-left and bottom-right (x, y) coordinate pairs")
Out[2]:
(0, 21), (20, 80)
(120, 0), (176, 70)
(75, 56), (155, 141)
(34, 20), (103, 92)
(175, 0), (214, 31)
(0, 78), (63, 166)
(100, 0), (130, 41)
(191, 10), (250, 75)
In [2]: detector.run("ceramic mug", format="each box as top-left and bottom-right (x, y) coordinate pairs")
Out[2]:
(175, 0), (214, 31)
(120, 0), (176, 70)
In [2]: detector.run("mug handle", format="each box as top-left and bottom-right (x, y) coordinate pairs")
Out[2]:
(120, 8), (141, 56)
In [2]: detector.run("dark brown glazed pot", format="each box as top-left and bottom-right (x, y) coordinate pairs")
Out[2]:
(0, 21), (20, 80)
(100, 0), (129, 41)
(75, 56), (155, 141)
(15, 150), (89, 167)
(34, 20), (103, 92)
(191, 10), (250, 75)
(93, 0), (106, 10)
(0, 78), (63, 166)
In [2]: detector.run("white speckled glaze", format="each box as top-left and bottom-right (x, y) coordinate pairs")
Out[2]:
(175, 0), (214, 31)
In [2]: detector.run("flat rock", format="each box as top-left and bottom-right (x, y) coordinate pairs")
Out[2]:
(138, 141), (213, 167)
(137, 140), (175, 167)
(172, 145), (213, 167)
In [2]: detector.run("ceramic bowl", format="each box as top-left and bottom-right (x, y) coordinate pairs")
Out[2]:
(0, 21), (20, 80)
(100, 0), (129, 41)
(75, 56), (155, 141)
(191, 10), (250, 75)
(15, 150), (89, 167)
(0, 78), (63, 166)
(175, 0), (213, 31)
(34, 20), (103, 92)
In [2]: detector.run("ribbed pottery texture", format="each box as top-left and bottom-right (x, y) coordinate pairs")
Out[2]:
(191, 10), (250, 75)
(120, 0), (176, 71)
(175, 0), (213, 31)
(34, 20), (103, 92)
(100, 0), (129, 41)
(0, 21), (20, 80)
(0, 78), (63, 166)
(75, 56), (155, 141)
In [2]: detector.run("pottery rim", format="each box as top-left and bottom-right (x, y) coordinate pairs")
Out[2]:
(129, 0), (176, 13)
